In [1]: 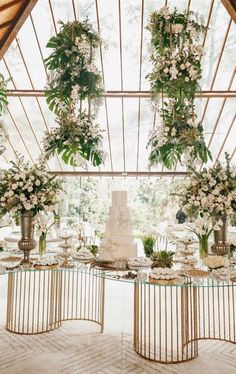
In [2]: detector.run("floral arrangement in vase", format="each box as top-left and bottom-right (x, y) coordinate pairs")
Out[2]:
(35, 212), (56, 256)
(180, 153), (236, 219)
(146, 6), (211, 169)
(43, 19), (105, 167)
(187, 213), (214, 258)
(0, 73), (9, 155)
(0, 155), (63, 216)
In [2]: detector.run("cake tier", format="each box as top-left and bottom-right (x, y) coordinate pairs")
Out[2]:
(106, 207), (132, 234)
(100, 234), (137, 259)
(111, 191), (127, 206)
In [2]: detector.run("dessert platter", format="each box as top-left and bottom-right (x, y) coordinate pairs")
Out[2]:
(184, 268), (210, 278)
(72, 247), (94, 263)
(203, 255), (230, 269)
(33, 258), (59, 270)
(148, 267), (178, 285)
(127, 256), (152, 270)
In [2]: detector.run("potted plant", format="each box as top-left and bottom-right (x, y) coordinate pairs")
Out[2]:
(151, 250), (174, 268)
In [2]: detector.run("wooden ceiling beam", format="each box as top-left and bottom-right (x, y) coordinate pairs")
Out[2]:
(221, 0), (236, 22)
(0, 0), (38, 60)
(0, 0), (24, 13)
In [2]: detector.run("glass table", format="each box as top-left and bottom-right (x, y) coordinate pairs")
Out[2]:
(1, 267), (236, 364)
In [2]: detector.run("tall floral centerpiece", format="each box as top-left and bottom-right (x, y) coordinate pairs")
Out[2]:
(35, 212), (56, 257)
(187, 214), (213, 259)
(43, 19), (105, 167)
(0, 156), (63, 262)
(180, 154), (236, 256)
(0, 73), (9, 155)
(146, 6), (211, 169)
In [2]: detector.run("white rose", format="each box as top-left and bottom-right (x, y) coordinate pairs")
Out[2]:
(35, 180), (41, 186)
(186, 62), (191, 68)
(185, 77), (189, 82)
(180, 64), (185, 70)
(0, 197), (6, 202)
(8, 191), (14, 197)
(28, 187), (33, 192)
(163, 68), (169, 73)
(24, 203), (32, 210)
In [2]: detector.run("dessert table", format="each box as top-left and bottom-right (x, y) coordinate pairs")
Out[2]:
(0, 266), (236, 364)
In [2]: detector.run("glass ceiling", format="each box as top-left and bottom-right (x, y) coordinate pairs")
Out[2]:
(0, 0), (235, 174)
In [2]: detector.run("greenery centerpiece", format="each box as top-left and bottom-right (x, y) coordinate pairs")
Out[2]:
(44, 19), (105, 167)
(146, 6), (211, 169)
(141, 234), (156, 257)
(151, 250), (174, 268)
(0, 156), (63, 262)
(0, 73), (9, 155)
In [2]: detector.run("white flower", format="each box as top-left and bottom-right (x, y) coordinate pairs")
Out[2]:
(185, 77), (189, 82)
(8, 191), (14, 197)
(163, 68), (169, 73)
(12, 183), (18, 190)
(180, 64), (185, 70)
(35, 180), (41, 186)
(28, 187), (33, 192)
(24, 203), (32, 210)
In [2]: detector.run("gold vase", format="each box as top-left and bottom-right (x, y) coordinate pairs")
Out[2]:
(211, 216), (230, 256)
(18, 211), (36, 263)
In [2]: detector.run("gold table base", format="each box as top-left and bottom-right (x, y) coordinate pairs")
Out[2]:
(133, 280), (236, 364)
(6, 269), (105, 335)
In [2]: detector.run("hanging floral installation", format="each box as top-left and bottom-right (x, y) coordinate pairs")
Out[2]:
(0, 73), (9, 155)
(43, 20), (105, 167)
(146, 6), (212, 169)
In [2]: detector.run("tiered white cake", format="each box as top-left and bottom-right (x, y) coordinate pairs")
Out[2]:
(99, 191), (137, 260)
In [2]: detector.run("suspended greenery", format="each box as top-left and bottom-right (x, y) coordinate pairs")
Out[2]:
(146, 6), (210, 169)
(43, 19), (105, 168)
(43, 110), (104, 167)
(44, 19), (103, 116)
(147, 100), (212, 169)
(0, 73), (9, 155)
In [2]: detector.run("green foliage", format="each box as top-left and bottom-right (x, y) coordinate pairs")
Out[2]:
(151, 250), (174, 268)
(0, 73), (8, 114)
(141, 234), (156, 257)
(44, 20), (103, 116)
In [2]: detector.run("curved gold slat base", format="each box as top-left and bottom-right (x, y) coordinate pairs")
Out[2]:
(6, 269), (105, 335)
(133, 280), (236, 364)
(133, 283), (198, 364)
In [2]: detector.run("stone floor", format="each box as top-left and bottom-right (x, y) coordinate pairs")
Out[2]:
(0, 277), (236, 373)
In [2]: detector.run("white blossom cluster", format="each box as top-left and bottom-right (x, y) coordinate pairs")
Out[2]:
(0, 158), (63, 216)
(152, 50), (201, 82)
(181, 159), (236, 217)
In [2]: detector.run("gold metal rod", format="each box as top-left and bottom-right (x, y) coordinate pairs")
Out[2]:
(140, 283), (143, 355)
(22, 271), (27, 333)
(144, 284), (146, 357)
(176, 287), (179, 362)
(84, 270), (87, 320)
(228, 284), (231, 341)
(42, 270), (46, 332)
(165, 286), (167, 362)
(154, 286), (156, 361)
(218, 286), (221, 339)
(72, 271), (75, 319)
(159, 286), (161, 361)
(80, 271), (83, 319)
(67, 270), (70, 320)
(32, 271), (36, 333)
(170, 287), (173, 362)
(7, 89), (236, 98)
(232, 284), (236, 341)
(202, 287), (205, 338)
(148, 284), (151, 359)
(223, 286), (226, 340)
(37, 271), (41, 334)
(18, 271), (22, 333)
(76, 270), (79, 319)
(46, 270), (50, 331)
(212, 281), (216, 339)
(88, 271), (91, 320)
(27, 272), (31, 334)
